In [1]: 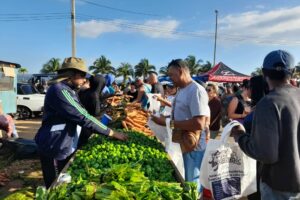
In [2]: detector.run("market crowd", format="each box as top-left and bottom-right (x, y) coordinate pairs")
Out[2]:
(0, 49), (294, 199)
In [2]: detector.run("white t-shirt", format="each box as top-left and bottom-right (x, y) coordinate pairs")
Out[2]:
(173, 80), (210, 120)
(173, 80), (210, 151)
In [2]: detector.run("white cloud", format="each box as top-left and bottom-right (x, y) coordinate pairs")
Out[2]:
(218, 6), (300, 46)
(76, 20), (122, 38)
(76, 19), (180, 39)
(137, 20), (180, 38)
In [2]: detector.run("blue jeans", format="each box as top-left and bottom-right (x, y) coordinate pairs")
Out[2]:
(260, 181), (300, 200)
(183, 150), (205, 193)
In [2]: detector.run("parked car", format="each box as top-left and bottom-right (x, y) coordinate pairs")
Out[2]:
(16, 83), (45, 119)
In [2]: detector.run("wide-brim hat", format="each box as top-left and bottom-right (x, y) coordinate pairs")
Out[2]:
(58, 57), (88, 74)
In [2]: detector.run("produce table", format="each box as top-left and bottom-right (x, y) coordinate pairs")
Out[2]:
(45, 130), (198, 200)
(43, 97), (198, 199)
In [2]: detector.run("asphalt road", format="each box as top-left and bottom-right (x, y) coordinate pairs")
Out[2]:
(15, 118), (41, 140)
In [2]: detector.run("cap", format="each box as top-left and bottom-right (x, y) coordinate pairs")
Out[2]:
(262, 50), (294, 74)
(59, 57), (88, 73)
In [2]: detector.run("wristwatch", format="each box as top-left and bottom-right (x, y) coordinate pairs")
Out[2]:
(170, 120), (175, 130)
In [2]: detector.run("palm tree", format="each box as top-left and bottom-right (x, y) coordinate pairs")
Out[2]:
(198, 61), (212, 74)
(184, 55), (203, 76)
(159, 66), (168, 76)
(41, 58), (60, 74)
(251, 67), (263, 76)
(89, 55), (116, 75)
(134, 58), (156, 79)
(293, 65), (300, 78)
(18, 67), (28, 74)
(116, 62), (134, 84)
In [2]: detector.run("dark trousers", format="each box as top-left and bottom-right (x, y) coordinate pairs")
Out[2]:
(39, 154), (70, 188)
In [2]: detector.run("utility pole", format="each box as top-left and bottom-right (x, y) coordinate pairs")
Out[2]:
(71, 0), (76, 57)
(213, 10), (218, 67)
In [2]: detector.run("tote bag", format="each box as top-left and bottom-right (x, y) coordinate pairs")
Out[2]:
(200, 121), (257, 200)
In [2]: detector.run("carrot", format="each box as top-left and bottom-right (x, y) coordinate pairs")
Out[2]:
(125, 117), (144, 129)
(121, 121), (128, 130)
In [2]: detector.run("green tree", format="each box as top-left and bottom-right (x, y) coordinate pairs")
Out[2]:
(251, 67), (263, 76)
(134, 58), (156, 79)
(89, 55), (115, 75)
(18, 67), (28, 74)
(116, 62), (134, 84)
(293, 65), (300, 78)
(159, 66), (168, 76)
(40, 58), (60, 74)
(198, 61), (212, 74)
(184, 55), (203, 76)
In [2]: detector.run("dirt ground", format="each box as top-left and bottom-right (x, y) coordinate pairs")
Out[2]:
(0, 118), (43, 198)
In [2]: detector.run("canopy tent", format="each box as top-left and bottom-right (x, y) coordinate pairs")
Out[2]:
(200, 62), (250, 83)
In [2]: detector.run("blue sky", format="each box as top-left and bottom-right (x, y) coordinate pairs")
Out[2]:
(1, 0), (300, 75)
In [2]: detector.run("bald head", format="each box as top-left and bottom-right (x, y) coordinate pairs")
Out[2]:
(148, 72), (158, 84)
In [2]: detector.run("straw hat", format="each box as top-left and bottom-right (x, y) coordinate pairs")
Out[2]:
(58, 57), (88, 73)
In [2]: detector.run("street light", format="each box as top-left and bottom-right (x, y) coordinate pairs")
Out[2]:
(213, 10), (218, 67)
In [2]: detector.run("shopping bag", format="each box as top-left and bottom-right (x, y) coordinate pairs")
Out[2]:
(147, 118), (167, 144)
(166, 118), (185, 179)
(146, 93), (161, 114)
(200, 121), (257, 200)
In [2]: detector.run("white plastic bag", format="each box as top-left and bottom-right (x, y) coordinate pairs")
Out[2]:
(147, 93), (161, 114)
(165, 118), (185, 179)
(147, 118), (167, 144)
(200, 121), (257, 200)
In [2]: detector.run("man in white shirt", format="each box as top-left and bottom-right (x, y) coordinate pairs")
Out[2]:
(167, 59), (210, 192)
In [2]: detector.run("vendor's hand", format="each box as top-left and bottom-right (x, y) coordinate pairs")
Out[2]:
(230, 125), (245, 141)
(151, 115), (166, 126)
(110, 130), (128, 141)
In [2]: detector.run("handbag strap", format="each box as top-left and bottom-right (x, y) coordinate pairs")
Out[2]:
(210, 111), (221, 127)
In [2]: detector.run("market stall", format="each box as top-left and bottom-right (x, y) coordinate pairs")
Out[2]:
(199, 62), (250, 83)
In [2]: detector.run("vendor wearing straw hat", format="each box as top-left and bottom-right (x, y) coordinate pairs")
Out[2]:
(35, 57), (127, 188)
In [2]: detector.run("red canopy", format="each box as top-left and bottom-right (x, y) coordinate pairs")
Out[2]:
(202, 62), (250, 83)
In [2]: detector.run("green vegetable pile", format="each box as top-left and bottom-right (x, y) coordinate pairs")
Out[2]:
(68, 130), (176, 182)
(38, 130), (199, 199)
(3, 188), (35, 200)
(45, 163), (198, 200)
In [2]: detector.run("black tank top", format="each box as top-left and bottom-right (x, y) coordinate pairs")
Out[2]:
(235, 94), (251, 114)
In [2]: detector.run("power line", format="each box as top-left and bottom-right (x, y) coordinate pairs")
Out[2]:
(1, 11), (300, 46)
(0, 16), (68, 22)
(78, 0), (160, 17)
(76, 14), (300, 45)
(0, 12), (68, 16)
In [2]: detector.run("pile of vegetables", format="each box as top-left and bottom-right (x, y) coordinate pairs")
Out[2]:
(68, 130), (175, 182)
(121, 103), (153, 136)
(41, 130), (198, 199)
(45, 163), (198, 200)
(106, 96), (154, 135)
(3, 188), (34, 200)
